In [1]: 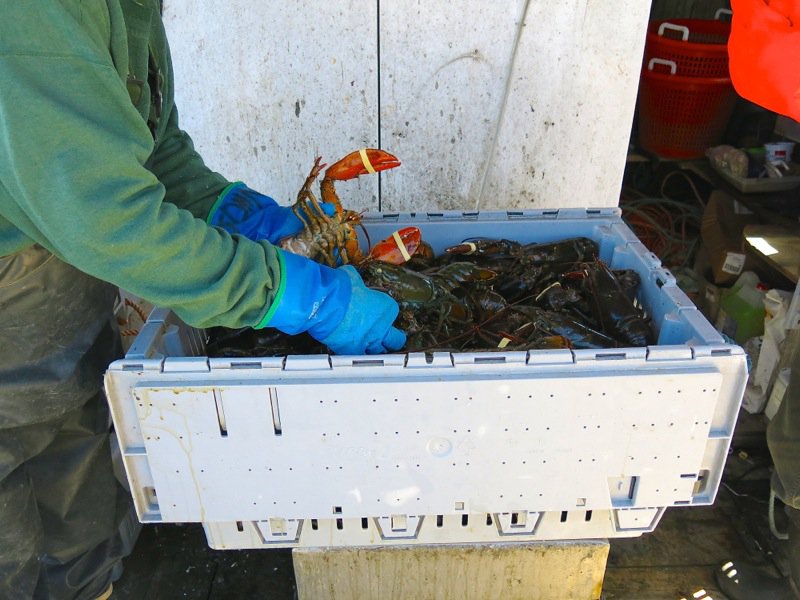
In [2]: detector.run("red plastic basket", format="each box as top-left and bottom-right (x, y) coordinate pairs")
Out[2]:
(638, 59), (736, 158)
(645, 17), (731, 78)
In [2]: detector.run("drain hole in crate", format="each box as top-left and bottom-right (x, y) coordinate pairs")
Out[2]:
(485, 514), (492, 526)
(560, 511), (568, 523)
(361, 517), (369, 529)
(461, 514), (469, 527)
(436, 515), (444, 527)
(144, 486), (159, 510)
(236, 521), (244, 532)
(511, 512), (520, 526)
(336, 518), (343, 530)
(311, 519), (318, 531)
(692, 470), (711, 496)
(585, 510), (593, 522)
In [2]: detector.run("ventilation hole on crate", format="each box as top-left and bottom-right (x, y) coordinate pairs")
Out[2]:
(455, 502), (465, 510)
(461, 514), (469, 527)
(397, 464), (401, 469)
(394, 398), (398, 402)
(546, 427), (550, 431)
(333, 506), (342, 514)
(361, 517), (369, 529)
(560, 511), (568, 523)
(436, 515), (444, 527)
(336, 518), (343, 530)
(585, 510), (593, 522)
(416, 398), (420, 402)
(372, 398), (376, 402)
(200, 469), (204, 473)
(236, 521), (244, 532)
(325, 467), (329, 471)
(395, 431), (399, 435)
(511, 512), (519, 525)
(311, 519), (318, 530)
(175, 470), (180, 474)
(486, 514), (493, 526)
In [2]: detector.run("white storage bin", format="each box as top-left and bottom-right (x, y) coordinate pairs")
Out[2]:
(105, 208), (746, 549)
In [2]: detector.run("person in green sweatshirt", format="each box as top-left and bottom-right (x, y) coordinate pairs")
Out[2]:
(0, 2), (405, 598)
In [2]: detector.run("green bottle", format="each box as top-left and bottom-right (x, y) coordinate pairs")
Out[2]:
(715, 271), (767, 344)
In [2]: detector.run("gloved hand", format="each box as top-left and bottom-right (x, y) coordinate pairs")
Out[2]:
(208, 183), (336, 245)
(259, 250), (406, 355)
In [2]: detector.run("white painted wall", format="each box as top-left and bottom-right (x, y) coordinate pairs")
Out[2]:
(163, 1), (650, 211)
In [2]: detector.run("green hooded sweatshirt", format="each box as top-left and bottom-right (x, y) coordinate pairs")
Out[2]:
(0, 0), (282, 329)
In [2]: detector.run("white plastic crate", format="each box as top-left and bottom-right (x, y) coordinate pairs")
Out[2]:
(104, 208), (746, 549)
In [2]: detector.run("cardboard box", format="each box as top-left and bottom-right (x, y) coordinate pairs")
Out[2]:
(701, 190), (760, 285)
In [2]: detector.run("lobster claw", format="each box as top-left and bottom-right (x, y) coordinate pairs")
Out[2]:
(324, 149), (401, 181)
(367, 226), (422, 265)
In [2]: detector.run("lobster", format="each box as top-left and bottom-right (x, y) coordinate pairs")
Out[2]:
(280, 149), (400, 266)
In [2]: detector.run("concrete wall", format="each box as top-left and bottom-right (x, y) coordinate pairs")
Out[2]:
(163, 2), (651, 211)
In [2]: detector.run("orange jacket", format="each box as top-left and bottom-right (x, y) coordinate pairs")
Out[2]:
(729, 0), (800, 120)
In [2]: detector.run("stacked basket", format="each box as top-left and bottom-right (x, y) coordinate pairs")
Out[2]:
(638, 12), (737, 158)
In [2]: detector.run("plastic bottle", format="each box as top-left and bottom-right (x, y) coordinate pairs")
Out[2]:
(715, 271), (767, 344)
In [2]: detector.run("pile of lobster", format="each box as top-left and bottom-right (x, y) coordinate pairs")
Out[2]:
(205, 149), (655, 357)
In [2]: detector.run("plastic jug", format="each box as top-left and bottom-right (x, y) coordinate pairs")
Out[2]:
(715, 271), (767, 344)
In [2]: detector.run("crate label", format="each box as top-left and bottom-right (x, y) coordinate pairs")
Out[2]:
(721, 252), (746, 275)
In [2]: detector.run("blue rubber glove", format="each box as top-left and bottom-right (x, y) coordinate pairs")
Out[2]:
(259, 250), (406, 355)
(208, 183), (335, 244)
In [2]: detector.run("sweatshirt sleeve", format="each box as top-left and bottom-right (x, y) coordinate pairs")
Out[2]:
(145, 104), (230, 221)
(0, 52), (281, 330)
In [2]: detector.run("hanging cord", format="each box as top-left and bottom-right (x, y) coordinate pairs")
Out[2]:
(769, 488), (790, 540)
(659, 169), (707, 209)
(619, 191), (703, 268)
(475, 0), (531, 210)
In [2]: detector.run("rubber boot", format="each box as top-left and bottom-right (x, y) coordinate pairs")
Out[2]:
(788, 506), (800, 598)
(715, 506), (800, 599)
